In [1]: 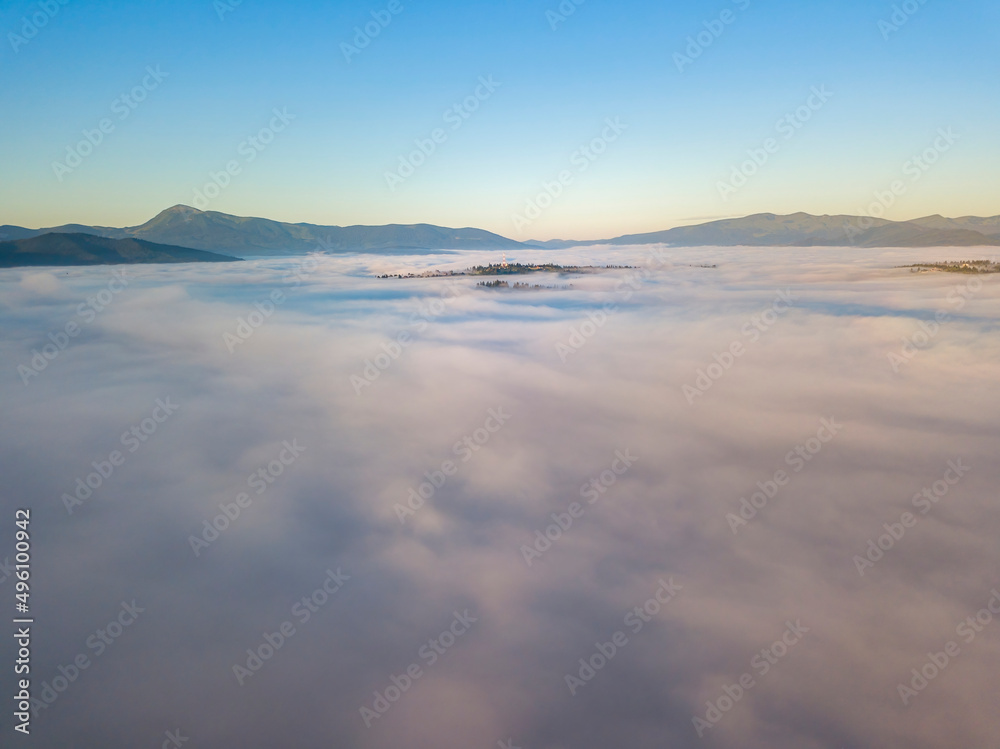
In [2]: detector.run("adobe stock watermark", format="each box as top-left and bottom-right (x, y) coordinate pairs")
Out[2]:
(879, 0), (930, 41)
(546, 0), (585, 31)
(214, 0), (243, 21)
(716, 86), (833, 201)
(725, 418), (842, 534)
(520, 449), (637, 567)
(350, 280), (465, 394)
(394, 408), (512, 523)
(553, 303), (618, 363)
(280, 252), (325, 288)
(384, 75), (501, 191)
(843, 128), (959, 241)
(27, 600), (144, 717)
(565, 577), (682, 695)
(232, 568), (349, 685)
(692, 619), (809, 738)
(674, 0), (751, 72)
(158, 729), (190, 748)
(613, 248), (673, 300)
(61, 399), (180, 515)
(222, 250), (328, 352)
(188, 439), (306, 556)
(683, 289), (796, 404)
(52, 66), (168, 182)
(360, 610), (478, 727)
(852, 459), (970, 576)
(888, 273), (986, 373)
(510, 117), (627, 232)
(8, 0), (71, 54)
(896, 588), (1000, 706)
(191, 107), (295, 209)
(17, 270), (131, 386)
(0, 557), (15, 587)
(341, 0), (404, 63)
(555, 248), (673, 363)
(222, 289), (287, 352)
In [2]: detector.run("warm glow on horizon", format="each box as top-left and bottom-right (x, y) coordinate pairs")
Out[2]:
(1, 0), (996, 239)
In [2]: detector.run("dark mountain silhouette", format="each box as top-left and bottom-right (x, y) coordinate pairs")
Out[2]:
(0, 233), (242, 268)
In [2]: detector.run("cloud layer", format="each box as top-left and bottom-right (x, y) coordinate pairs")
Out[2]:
(1, 245), (998, 749)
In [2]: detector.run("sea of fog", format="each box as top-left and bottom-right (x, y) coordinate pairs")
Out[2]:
(0, 244), (998, 749)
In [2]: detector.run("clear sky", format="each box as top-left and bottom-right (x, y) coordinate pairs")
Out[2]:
(1, 0), (997, 239)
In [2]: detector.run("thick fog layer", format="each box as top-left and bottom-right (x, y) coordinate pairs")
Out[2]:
(1, 244), (998, 749)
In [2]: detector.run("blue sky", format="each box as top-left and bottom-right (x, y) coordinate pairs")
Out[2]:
(1, 0), (997, 238)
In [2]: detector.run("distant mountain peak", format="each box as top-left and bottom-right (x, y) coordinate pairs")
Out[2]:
(4, 208), (999, 255)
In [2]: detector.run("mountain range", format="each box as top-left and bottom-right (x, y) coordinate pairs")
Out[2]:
(0, 206), (526, 257)
(533, 212), (1000, 249)
(2, 206), (999, 261)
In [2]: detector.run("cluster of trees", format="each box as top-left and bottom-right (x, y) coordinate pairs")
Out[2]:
(476, 280), (543, 289)
(905, 260), (1000, 274)
(468, 262), (564, 275)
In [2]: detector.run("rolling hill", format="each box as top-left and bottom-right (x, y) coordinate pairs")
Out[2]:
(0, 233), (242, 268)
